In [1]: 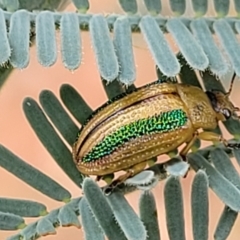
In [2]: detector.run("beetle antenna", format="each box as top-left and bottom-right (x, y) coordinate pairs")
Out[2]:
(226, 72), (236, 96)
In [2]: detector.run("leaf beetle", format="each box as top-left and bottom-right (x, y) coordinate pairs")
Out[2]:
(73, 73), (240, 192)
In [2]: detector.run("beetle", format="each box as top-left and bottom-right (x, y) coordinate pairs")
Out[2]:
(72, 73), (240, 192)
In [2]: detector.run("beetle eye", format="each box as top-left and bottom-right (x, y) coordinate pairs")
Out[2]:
(222, 108), (231, 119)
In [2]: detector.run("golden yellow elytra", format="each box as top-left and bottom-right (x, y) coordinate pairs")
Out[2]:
(72, 74), (239, 190)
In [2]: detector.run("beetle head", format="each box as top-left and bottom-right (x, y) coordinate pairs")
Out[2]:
(205, 73), (240, 121)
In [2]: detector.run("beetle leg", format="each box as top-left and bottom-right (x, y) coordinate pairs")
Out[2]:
(198, 131), (240, 149)
(147, 157), (157, 167)
(95, 173), (115, 184)
(104, 161), (147, 195)
(115, 161), (147, 185)
(197, 131), (224, 143)
(95, 175), (102, 182)
(102, 173), (115, 185)
(178, 132), (198, 178)
(179, 132), (198, 161)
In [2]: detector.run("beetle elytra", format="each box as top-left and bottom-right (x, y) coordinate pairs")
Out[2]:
(73, 73), (240, 192)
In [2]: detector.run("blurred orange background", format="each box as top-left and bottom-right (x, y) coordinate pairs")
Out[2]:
(1, 1), (240, 239)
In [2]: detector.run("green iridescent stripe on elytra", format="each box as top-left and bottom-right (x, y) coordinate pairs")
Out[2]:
(82, 109), (188, 162)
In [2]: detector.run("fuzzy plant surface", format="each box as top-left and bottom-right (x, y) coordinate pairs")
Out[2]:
(1, 0), (240, 240)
